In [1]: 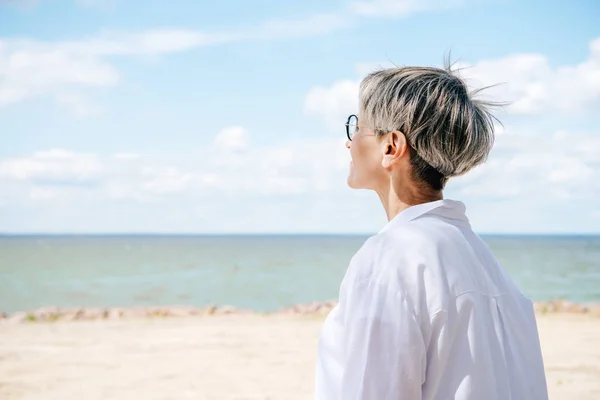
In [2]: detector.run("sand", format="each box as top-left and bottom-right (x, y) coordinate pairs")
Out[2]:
(0, 313), (599, 399)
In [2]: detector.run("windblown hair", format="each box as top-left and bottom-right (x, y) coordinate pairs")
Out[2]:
(359, 61), (501, 191)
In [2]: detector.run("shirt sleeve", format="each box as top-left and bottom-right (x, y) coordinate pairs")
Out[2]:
(340, 278), (426, 400)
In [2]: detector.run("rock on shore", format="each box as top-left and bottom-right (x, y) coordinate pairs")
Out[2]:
(1, 299), (599, 324)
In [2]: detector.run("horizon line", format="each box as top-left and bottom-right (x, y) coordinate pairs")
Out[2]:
(1, 232), (600, 237)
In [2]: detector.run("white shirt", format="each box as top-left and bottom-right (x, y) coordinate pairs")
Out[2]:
(314, 199), (548, 400)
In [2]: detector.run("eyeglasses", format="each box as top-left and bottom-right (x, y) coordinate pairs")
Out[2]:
(345, 114), (406, 143)
(345, 114), (358, 141)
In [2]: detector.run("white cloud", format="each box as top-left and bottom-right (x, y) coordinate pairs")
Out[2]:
(0, 29), (218, 108)
(55, 92), (103, 116)
(141, 166), (194, 195)
(1, 0), (115, 8)
(0, 149), (104, 184)
(2, 124), (598, 233)
(214, 126), (249, 152)
(456, 37), (600, 115)
(305, 80), (360, 129)
(0, 126), (350, 203)
(246, 13), (351, 40)
(114, 153), (140, 160)
(447, 129), (600, 201)
(350, 0), (463, 17)
(306, 36), (600, 132)
(82, 29), (216, 55)
(441, 127), (600, 233)
(29, 185), (58, 200)
(0, 10), (360, 111)
(0, 40), (119, 105)
(0, 0), (470, 113)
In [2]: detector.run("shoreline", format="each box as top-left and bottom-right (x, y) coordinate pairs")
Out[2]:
(2, 299), (600, 323)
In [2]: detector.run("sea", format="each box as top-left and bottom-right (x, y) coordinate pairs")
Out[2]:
(1, 235), (599, 314)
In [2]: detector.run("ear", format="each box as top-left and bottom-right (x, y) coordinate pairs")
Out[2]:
(381, 131), (409, 169)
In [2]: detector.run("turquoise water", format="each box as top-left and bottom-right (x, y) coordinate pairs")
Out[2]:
(1, 235), (599, 314)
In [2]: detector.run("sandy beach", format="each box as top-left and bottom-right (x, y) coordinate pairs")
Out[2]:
(0, 314), (600, 400)
(0, 311), (599, 400)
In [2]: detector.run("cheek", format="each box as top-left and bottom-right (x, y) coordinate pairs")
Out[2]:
(349, 141), (360, 161)
(350, 141), (369, 163)
(349, 142), (382, 176)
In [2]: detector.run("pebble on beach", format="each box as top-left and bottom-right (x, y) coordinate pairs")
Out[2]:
(1, 300), (599, 324)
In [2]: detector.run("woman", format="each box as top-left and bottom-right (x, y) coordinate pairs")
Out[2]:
(314, 65), (548, 399)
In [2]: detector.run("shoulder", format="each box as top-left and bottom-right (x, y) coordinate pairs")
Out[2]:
(345, 221), (439, 287)
(338, 225), (435, 324)
(342, 219), (462, 312)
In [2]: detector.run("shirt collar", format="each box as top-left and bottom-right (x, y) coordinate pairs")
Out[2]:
(379, 199), (468, 234)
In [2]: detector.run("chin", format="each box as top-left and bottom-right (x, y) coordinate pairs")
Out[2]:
(346, 175), (361, 189)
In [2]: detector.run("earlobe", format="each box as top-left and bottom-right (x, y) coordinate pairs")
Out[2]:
(382, 155), (393, 169)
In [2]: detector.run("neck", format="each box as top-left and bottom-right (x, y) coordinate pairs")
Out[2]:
(376, 178), (443, 222)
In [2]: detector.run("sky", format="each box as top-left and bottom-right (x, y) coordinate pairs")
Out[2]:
(0, 0), (599, 234)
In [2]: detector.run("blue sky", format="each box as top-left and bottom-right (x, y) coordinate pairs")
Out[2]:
(1, 0), (599, 234)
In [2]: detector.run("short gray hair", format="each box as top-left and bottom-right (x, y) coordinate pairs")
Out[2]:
(359, 63), (499, 189)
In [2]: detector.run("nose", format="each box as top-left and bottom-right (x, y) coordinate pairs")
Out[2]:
(345, 139), (351, 149)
